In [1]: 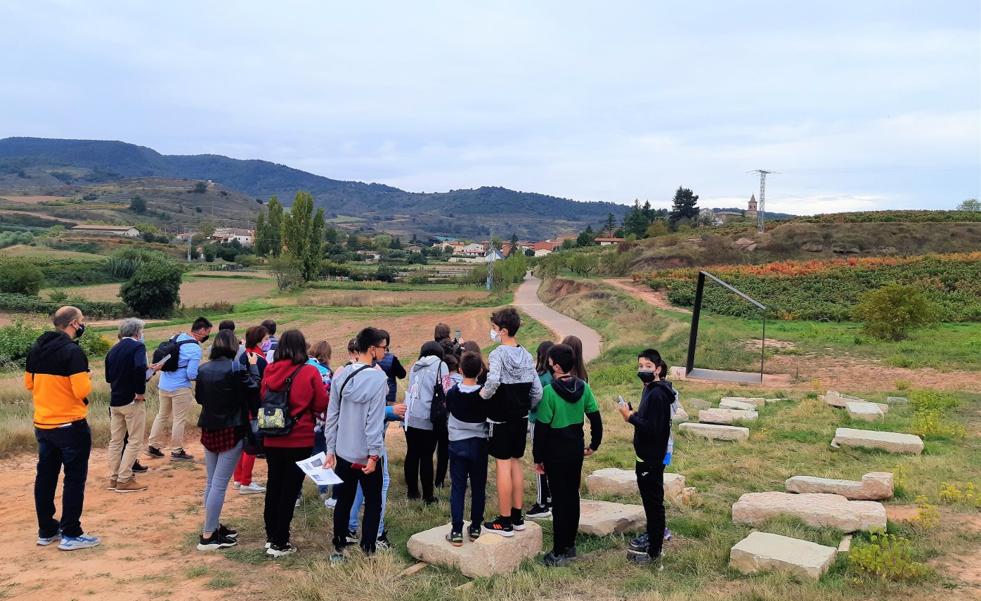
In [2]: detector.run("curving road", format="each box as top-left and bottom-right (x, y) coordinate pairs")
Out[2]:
(512, 274), (603, 363)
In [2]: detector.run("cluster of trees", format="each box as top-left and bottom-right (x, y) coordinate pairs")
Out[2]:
(573, 187), (705, 246)
(254, 193), (326, 287)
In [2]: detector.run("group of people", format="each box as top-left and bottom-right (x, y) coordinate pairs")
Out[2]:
(24, 304), (678, 567)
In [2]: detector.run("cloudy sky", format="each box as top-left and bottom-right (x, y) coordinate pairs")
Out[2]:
(3, 1), (978, 213)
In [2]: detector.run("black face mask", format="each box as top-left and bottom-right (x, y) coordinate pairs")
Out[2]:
(73, 323), (86, 339)
(200, 335), (210, 343)
(637, 370), (657, 384)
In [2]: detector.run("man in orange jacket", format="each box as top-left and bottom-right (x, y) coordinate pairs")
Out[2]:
(24, 306), (101, 551)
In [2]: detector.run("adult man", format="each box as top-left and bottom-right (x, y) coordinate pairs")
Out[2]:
(105, 318), (152, 492)
(24, 306), (100, 551)
(147, 316), (212, 461)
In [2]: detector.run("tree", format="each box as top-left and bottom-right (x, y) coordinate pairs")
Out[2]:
(490, 235), (503, 251)
(669, 187), (699, 226)
(255, 196), (284, 257)
(524, 248), (535, 257)
(853, 284), (935, 341)
(120, 262), (182, 317)
(622, 199), (650, 238)
(604, 212), (617, 235)
(645, 219), (670, 237)
(390, 236), (402, 250)
(0, 261), (44, 295)
(958, 198), (980, 211)
(568, 253), (597, 276)
(193, 182), (207, 193)
(129, 195), (146, 213)
(281, 191), (325, 282)
(576, 225), (596, 247)
(269, 255), (303, 291)
(508, 233), (519, 257)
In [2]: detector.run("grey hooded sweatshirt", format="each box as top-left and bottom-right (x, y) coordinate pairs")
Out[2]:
(405, 355), (449, 431)
(323, 362), (388, 465)
(479, 344), (543, 422)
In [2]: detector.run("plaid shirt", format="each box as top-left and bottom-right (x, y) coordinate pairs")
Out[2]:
(201, 427), (240, 453)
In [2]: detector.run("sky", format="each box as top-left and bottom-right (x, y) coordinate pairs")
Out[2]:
(2, 1), (979, 214)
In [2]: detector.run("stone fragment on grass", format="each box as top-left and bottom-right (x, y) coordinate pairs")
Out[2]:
(672, 405), (689, 423)
(785, 472), (893, 500)
(720, 396), (766, 408)
(407, 521), (541, 577)
(831, 427), (924, 454)
(698, 408), (758, 425)
(731, 492), (887, 532)
(837, 535), (852, 555)
(578, 500), (645, 536)
(678, 422), (749, 441)
(687, 398), (711, 411)
(729, 531), (837, 580)
(719, 398), (757, 411)
(846, 401), (885, 422)
(585, 468), (688, 505)
(886, 396), (909, 405)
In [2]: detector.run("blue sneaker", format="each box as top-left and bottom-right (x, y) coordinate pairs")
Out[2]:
(37, 532), (61, 546)
(58, 534), (101, 551)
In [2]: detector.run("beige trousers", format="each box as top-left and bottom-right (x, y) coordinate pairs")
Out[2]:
(108, 400), (147, 482)
(148, 387), (194, 451)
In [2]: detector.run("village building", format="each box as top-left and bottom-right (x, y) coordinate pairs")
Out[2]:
(746, 194), (758, 221)
(211, 227), (255, 246)
(70, 224), (141, 238)
(594, 237), (626, 246)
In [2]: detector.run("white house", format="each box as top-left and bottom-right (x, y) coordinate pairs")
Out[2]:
(71, 224), (140, 238)
(212, 227), (255, 246)
(594, 237), (626, 246)
(459, 243), (486, 257)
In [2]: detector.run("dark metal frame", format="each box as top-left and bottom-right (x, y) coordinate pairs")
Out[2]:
(685, 271), (767, 381)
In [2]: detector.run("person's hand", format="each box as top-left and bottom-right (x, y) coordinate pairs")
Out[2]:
(583, 447), (594, 457)
(617, 403), (631, 421)
(247, 351), (259, 366)
(534, 463), (545, 475)
(134, 394), (145, 401)
(324, 453), (336, 470)
(362, 456), (377, 474)
(392, 403), (407, 418)
(150, 362), (164, 372)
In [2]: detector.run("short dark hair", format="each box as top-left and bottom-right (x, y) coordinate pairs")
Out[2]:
(218, 319), (235, 332)
(434, 323), (451, 341)
(420, 340), (444, 360)
(192, 316), (213, 332)
(347, 338), (358, 354)
(378, 329), (391, 345)
(309, 340), (332, 364)
(460, 352), (483, 379)
(444, 352), (459, 372)
(548, 343), (576, 373)
(244, 325), (268, 349)
(261, 319), (277, 336)
(460, 340), (481, 355)
(355, 327), (387, 354)
(210, 329), (238, 360)
(535, 340), (554, 375)
(490, 307), (521, 336)
(637, 348), (663, 364)
(273, 329), (308, 364)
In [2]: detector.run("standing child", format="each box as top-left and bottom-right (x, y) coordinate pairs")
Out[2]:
(307, 341), (333, 498)
(560, 335), (589, 382)
(479, 308), (543, 536)
(617, 348), (673, 565)
(444, 351), (488, 545)
(532, 344), (602, 566)
(527, 340), (554, 519)
(403, 342), (451, 503)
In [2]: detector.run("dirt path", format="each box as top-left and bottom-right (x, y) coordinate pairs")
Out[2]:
(513, 275), (602, 362)
(602, 278), (689, 313)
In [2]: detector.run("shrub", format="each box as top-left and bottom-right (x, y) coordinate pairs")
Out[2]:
(853, 284), (935, 340)
(0, 261), (45, 295)
(107, 248), (166, 280)
(120, 262), (183, 317)
(0, 322), (112, 367)
(848, 533), (930, 581)
(269, 256), (303, 291)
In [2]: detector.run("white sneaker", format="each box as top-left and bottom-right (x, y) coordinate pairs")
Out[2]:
(37, 533), (61, 546)
(58, 534), (100, 551)
(325, 497), (337, 509)
(239, 482), (265, 495)
(232, 481), (241, 489)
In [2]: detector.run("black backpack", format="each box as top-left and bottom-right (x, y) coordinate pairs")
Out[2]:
(256, 364), (305, 437)
(429, 364), (448, 427)
(152, 335), (197, 372)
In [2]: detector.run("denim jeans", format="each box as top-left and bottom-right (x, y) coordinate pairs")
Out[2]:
(349, 449), (390, 538)
(449, 437), (488, 533)
(203, 439), (244, 533)
(35, 420), (91, 538)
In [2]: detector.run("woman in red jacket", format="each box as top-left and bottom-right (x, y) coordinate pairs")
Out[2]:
(260, 329), (328, 557)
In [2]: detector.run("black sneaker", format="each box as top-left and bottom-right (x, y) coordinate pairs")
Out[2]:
(266, 542), (297, 557)
(467, 524), (481, 541)
(218, 524), (238, 540)
(627, 548), (663, 569)
(171, 449), (193, 461)
(629, 533), (649, 553)
(445, 530), (463, 547)
(526, 503), (551, 519)
(197, 532), (237, 551)
(483, 516), (513, 538)
(146, 446), (164, 458)
(423, 497), (438, 506)
(511, 510), (526, 531)
(131, 461), (149, 473)
(542, 550), (572, 567)
(345, 530), (359, 544)
(376, 531), (391, 550)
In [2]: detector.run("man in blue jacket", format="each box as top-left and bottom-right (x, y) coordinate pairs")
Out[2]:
(105, 318), (154, 492)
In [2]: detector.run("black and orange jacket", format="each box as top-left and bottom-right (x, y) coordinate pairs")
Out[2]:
(24, 331), (92, 428)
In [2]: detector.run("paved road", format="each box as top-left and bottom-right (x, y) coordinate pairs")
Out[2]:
(512, 275), (603, 363)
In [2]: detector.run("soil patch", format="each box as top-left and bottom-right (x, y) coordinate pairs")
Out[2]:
(767, 354), (981, 394)
(602, 278), (690, 313)
(59, 278), (277, 306)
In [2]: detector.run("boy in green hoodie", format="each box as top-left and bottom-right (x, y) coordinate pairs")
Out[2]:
(532, 343), (603, 567)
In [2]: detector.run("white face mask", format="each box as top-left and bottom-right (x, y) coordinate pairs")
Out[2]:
(490, 328), (500, 342)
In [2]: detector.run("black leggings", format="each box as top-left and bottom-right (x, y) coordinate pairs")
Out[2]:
(434, 424), (449, 488)
(263, 446), (311, 547)
(404, 427), (437, 499)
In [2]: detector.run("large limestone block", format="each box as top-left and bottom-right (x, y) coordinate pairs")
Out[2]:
(699, 408), (758, 425)
(407, 521), (542, 578)
(886, 396), (909, 405)
(821, 390), (864, 408)
(729, 531), (837, 580)
(720, 398), (757, 411)
(785, 472), (893, 500)
(687, 398), (711, 411)
(846, 401), (884, 422)
(585, 468), (687, 503)
(578, 499), (646, 536)
(732, 492), (886, 532)
(679, 422), (749, 441)
(720, 396), (766, 408)
(672, 405), (690, 423)
(832, 428), (924, 454)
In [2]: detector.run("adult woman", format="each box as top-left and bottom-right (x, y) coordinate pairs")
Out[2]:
(561, 335), (589, 382)
(233, 325), (269, 495)
(195, 329), (261, 551)
(261, 329), (329, 557)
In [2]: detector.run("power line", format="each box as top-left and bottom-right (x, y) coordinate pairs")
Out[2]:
(749, 169), (777, 233)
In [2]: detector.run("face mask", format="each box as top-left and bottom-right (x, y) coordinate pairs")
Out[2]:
(490, 328), (500, 342)
(637, 370), (656, 384)
(200, 334), (210, 343)
(261, 340), (272, 352)
(73, 323), (86, 339)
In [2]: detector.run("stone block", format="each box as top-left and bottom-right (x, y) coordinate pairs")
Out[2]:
(785, 472), (893, 500)
(678, 422), (749, 442)
(578, 499), (646, 536)
(846, 401), (885, 422)
(698, 408), (758, 425)
(720, 396), (766, 408)
(585, 468), (687, 504)
(407, 521), (542, 578)
(831, 428), (924, 454)
(732, 491), (887, 532)
(719, 398), (757, 411)
(729, 531), (837, 580)
(886, 396), (908, 405)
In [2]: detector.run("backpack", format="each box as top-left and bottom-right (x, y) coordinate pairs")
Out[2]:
(256, 364), (305, 437)
(152, 335), (197, 372)
(429, 364), (448, 427)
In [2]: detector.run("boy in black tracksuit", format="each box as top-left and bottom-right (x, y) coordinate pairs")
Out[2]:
(617, 348), (673, 565)
(532, 344), (602, 567)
